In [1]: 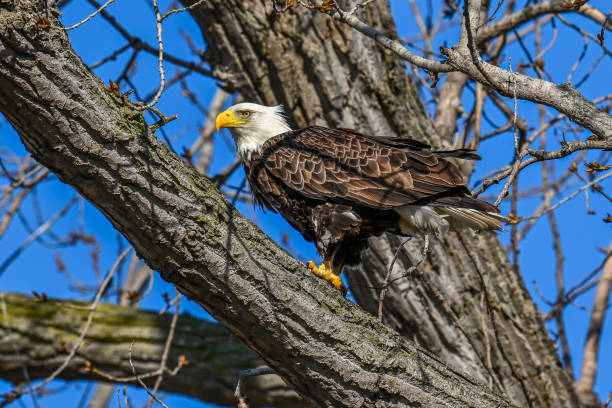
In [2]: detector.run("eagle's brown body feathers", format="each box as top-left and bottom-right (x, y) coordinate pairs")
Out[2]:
(242, 126), (500, 268)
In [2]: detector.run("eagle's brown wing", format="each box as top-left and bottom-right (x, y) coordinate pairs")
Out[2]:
(258, 126), (495, 212)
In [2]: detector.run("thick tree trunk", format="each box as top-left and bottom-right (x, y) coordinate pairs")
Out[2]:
(0, 1), (516, 406)
(185, 0), (579, 406)
(0, 293), (300, 407)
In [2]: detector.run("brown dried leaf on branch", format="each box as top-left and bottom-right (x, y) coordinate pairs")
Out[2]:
(506, 212), (524, 225)
(33, 16), (50, 29)
(560, 0), (589, 11)
(586, 162), (612, 173)
(305, 0), (336, 13)
(104, 79), (121, 97)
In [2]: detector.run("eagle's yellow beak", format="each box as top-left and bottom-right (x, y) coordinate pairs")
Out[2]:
(215, 110), (246, 132)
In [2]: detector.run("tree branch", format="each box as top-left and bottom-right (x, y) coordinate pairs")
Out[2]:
(0, 293), (300, 408)
(575, 247), (612, 406)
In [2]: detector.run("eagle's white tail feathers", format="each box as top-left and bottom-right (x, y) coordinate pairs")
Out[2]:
(435, 207), (506, 231)
(395, 205), (506, 234)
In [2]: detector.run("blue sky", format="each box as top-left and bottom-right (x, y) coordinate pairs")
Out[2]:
(1, 0), (610, 406)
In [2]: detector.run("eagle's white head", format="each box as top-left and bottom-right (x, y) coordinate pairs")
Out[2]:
(215, 103), (292, 157)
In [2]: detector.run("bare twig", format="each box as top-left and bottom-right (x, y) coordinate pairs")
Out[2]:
(544, 249), (612, 321)
(86, 0), (212, 78)
(567, 33), (589, 84)
(161, 0), (207, 20)
(60, 0), (117, 31)
(378, 236), (413, 322)
(234, 367), (276, 408)
(0, 195), (79, 277)
(135, 0), (165, 111)
(326, 5), (451, 73)
(89, 43), (133, 69)
(604, 390), (612, 408)
(145, 289), (181, 408)
(493, 56), (520, 207)
(472, 140), (609, 197)
(158, 293), (181, 315)
(509, 166), (521, 277)
(0, 168), (49, 239)
(123, 385), (129, 408)
(128, 341), (170, 408)
(516, 152), (586, 242)
(212, 159), (242, 187)
(526, 170), (612, 221)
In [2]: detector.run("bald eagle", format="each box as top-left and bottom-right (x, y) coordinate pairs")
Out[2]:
(216, 103), (504, 295)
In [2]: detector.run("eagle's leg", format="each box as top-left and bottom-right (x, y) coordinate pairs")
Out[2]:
(307, 258), (347, 296)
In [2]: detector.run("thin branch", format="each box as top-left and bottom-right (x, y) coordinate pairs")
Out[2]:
(128, 342), (169, 408)
(544, 250), (612, 321)
(234, 367), (276, 408)
(526, 170), (612, 221)
(472, 140), (608, 197)
(161, 0), (207, 20)
(493, 56), (521, 207)
(540, 120), (574, 379)
(417, 245), (506, 395)
(135, 0), (165, 111)
(378, 236), (414, 322)
(0, 194), (79, 277)
(604, 390), (612, 408)
(89, 43), (132, 69)
(60, 0), (117, 31)
(327, 5), (451, 73)
(516, 152), (586, 241)
(145, 290), (181, 408)
(567, 33), (589, 84)
(0, 168), (49, 239)
(86, 0), (212, 78)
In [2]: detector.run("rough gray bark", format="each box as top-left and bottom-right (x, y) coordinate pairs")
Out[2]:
(0, 1), (516, 406)
(0, 293), (300, 408)
(185, 0), (579, 407)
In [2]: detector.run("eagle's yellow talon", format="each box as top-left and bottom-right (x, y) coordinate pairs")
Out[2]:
(307, 260), (347, 296)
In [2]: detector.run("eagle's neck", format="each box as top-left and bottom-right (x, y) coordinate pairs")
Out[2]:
(232, 114), (291, 160)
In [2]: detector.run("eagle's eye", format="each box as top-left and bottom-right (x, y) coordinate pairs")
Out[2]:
(238, 110), (251, 119)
